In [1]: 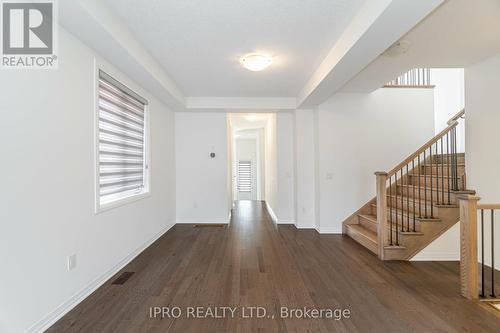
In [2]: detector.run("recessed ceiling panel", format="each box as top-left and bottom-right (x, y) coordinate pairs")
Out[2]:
(103, 0), (366, 97)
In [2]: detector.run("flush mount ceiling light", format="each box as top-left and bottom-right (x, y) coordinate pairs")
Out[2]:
(240, 53), (273, 72)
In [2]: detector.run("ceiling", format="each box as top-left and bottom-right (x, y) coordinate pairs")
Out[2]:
(60, 0), (445, 110)
(103, 0), (366, 97)
(229, 113), (273, 131)
(342, 0), (500, 92)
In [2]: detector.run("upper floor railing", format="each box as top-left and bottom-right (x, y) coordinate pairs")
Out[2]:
(459, 196), (500, 301)
(384, 68), (433, 87)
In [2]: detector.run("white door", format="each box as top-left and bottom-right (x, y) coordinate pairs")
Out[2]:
(237, 160), (254, 200)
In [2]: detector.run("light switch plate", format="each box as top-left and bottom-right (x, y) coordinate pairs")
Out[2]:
(67, 254), (77, 271)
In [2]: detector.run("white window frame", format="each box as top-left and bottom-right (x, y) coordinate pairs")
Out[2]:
(94, 60), (151, 213)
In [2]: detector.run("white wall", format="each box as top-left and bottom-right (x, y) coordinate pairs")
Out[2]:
(464, 53), (500, 268)
(0, 28), (176, 333)
(315, 88), (435, 233)
(275, 112), (296, 224)
(264, 114), (278, 218)
(412, 68), (465, 260)
(175, 112), (230, 223)
(431, 68), (465, 152)
(415, 60), (500, 261)
(431, 68), (465, 132)
(294, 110), (317, 229)
(412, 224), (460, 261)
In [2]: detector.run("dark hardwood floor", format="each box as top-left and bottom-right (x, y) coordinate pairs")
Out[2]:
(48, 201), (500, 332)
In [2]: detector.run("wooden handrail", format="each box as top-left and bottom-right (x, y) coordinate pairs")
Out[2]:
(447, 108), (465, 126)
(386, 108), (465, 177)
(477, 203), (500, 210)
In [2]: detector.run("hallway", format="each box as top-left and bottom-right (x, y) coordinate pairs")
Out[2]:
(48, 201), (500, 332)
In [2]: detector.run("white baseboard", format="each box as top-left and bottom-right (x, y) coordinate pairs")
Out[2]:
(276, 219), (296, 225)
(265, 202), (278, 223)
(479, 259), (500, 269)
(295, 224), (316, 229)
(25, 221), (175, 333)
(317, 226), (343, 234)
(176, 218), (230, 224)
(411, 251), (460, 261)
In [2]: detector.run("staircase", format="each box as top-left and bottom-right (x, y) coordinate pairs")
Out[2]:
(343, 109), (473, 260)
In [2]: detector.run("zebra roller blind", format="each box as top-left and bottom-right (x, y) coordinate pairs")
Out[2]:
(98, 70), (148, 206)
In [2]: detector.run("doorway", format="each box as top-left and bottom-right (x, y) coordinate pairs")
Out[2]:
(228, 113), (276, 205)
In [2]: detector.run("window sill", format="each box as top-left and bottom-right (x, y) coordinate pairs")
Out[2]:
(95, 191), (150, 214)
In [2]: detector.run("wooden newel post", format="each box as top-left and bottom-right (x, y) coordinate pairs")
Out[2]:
(375, 172), (388, 260)
(458, 195), (480, 300)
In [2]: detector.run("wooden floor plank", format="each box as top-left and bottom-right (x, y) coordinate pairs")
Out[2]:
(47, 200), (500, 332)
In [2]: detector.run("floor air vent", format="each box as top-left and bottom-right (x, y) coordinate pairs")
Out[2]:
(111, 272), (134, 285)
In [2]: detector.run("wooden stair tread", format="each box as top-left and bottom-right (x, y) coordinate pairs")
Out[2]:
(433, 153), (465, 157)
(408, 174), (461, 179)
(371, 204), (441, 222)
(357, 213), (425, 237)
(398, 184), (457, 192)
(397, 185), (475, 196)
(384, 245), (406, 250)
(345, 224), (378, 254)
(387, 194), (433, 204)
(420, 163), (465, 166)
(346, 224), (377, 242)
(386, 194), (458, 208)
(358, 214), (377, 224)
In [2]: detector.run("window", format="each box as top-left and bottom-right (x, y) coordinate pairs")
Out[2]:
(237, 160), (252, 193)
(97, 70), (149, 209)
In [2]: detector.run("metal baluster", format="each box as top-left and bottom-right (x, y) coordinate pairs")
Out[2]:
(454, 127), (459, 190)
(491, 209), (495, 297)
(400, 169), (404, 232)
(451, 127), (458, 191)
(389, 175), (393, 246)
(451, 127), (455, 190)
(412, 159), (416, 232)
(418, 154), (422, 218)
(406, 164), (410, 231)
(446, 132), (451, 204)
(395, 174), (399, 246)
(481, 209), (485, 298)
(430, 144), (434, 218)
(424, 150), (428, 217)
(441, 138), (445, 204)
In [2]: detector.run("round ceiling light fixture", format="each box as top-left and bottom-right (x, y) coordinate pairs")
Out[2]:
(240, 53), (273, 72)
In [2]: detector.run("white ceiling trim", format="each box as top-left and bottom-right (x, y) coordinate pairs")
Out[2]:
(59, 0), (185, 110)
(186, 97), (297, 110)
(60, 0), (445, 111)
(297, 0), (444, 108)
(341, 0), (500, 93)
